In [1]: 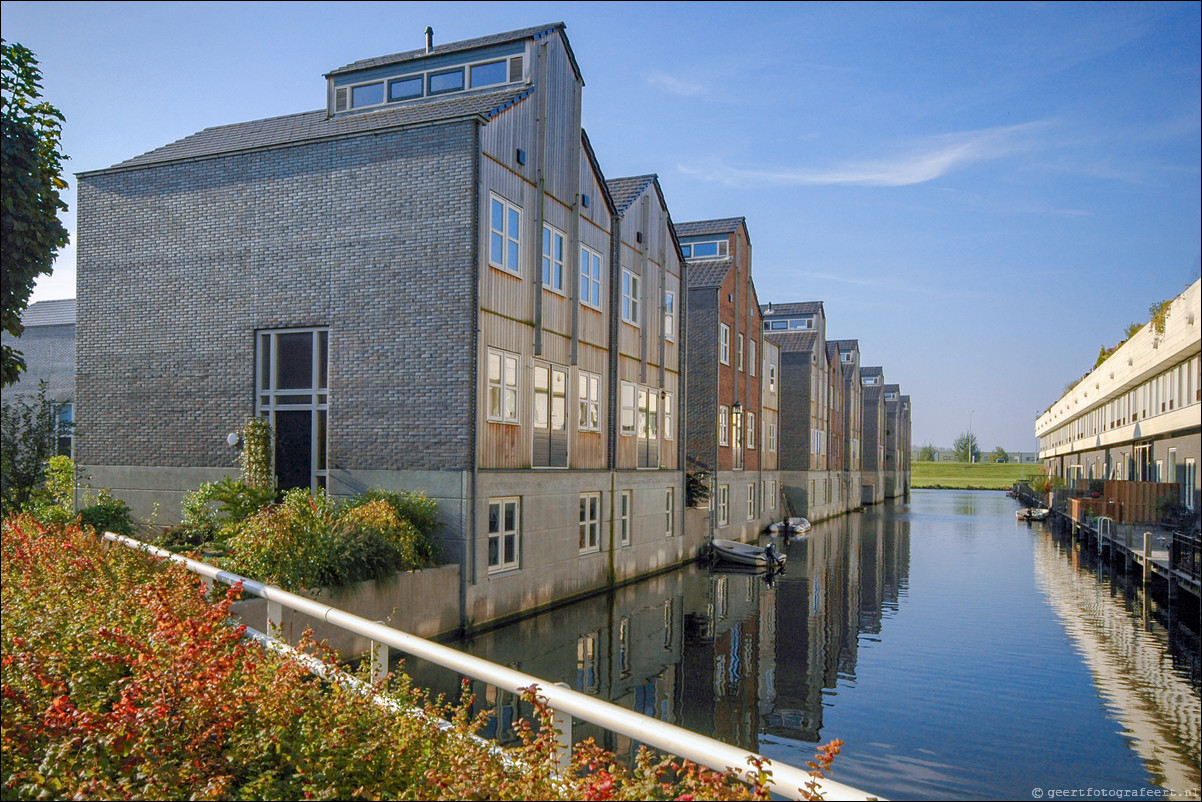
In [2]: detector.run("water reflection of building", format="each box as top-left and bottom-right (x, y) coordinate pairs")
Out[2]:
(1033, 534), (1201, 796)
(766, 515), (911, 742)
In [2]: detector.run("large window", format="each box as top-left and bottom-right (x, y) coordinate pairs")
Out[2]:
(768, 362), (777, 394)
(664, 291), (676, 340)
(746, 484), (756, 520)
(719, 405), (729, 446)
(487, 349), (520, 424)
(622, 270), (641, 325)
(580, 246), (602, 308)
(749, 340), (756, 377)
(747, 412), (756, 449)
(542, 224), (565, 292)
(737, 333), (745, 371)
(767, 421), (777, 452)
(680, 238), (728, 260)
(488, 497), (520, 572)
(732, 407), (744, 470)
(620, 381), (637, 435)
(256, 328), (329, 492)
(579, 493), (601, 553)
(533, 362), (568, 468)
(665, 487), (675, 537)
(717, 485), (729, 526)
(663, 392), (674, 440)
(719, 324), (731, 365)
(490, 195), (521, 274)
(578, 371), (601, 432)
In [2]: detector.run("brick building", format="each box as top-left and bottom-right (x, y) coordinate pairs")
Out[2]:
(75, 22), (689, 628)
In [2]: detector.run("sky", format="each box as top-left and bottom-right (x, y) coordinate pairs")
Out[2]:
(4, 1), (1199, 452)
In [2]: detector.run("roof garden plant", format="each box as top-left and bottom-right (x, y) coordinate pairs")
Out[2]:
(2, 514), (841, 800)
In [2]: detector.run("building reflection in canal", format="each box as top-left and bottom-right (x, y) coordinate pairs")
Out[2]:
(401, 511), (911, 762)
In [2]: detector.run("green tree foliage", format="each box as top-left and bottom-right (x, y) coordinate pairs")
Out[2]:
(991, 446), (1010, 463)
(952, 431), (980, 463)
(0, 381), (62, 516)
(1, 41), (70, 387)
(916, 443), (938, 462)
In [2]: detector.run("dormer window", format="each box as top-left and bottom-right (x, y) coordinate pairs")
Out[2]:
(332, 53), (525, 115)
(763, 316), (813, 331)
(680, 238), (729, 260)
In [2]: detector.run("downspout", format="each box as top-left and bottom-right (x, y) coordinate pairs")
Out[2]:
(465, 119), (482, 635)
(532, 39), (548, 357)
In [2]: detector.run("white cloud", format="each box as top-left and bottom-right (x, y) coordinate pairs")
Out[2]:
(679, 121), (1053, 187)
(646, 70), (707, 98)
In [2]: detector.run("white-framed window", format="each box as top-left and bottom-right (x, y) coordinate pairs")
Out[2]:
(488, 497), (520, 572)
(737, 333), (745, 371)
(768, 362), (777, 393)
(334, 54), (523, 113)
(580, 245), (602, 309)
(749, 340), (756, 377)
(663, 392), (674, 440)
(620, 381), (637, 436)
(680, 238), (728, 260)
(768, 421), (777, 452)
(769, 479), (777, 510)
(719, 324), (731, 365)
(619, 490), (632, 546)
(578, 371), (601, 432)
(489, 194), (521, 274)
(487, 348), (520, 424)
(747, 483), (756, 520)
(622, 270), (641, 325)
(664, 291), (676, 340)
(717, 485), (729, 526)
(665, 487), (675, 537)
(719, 405), (729, 446)
(579, 492), (601, 553)
(576, 631), (599, 693)
(256, 328), (330, 493)
(747, 412), (756, 449)
(542, 224), (566, 292)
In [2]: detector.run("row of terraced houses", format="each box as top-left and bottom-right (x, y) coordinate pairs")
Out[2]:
(49, 22), (910, 628)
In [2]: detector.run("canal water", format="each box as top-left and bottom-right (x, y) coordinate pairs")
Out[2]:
(401, 489), (1201, 801)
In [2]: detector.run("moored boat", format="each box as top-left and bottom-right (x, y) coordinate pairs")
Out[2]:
(710, 538), (786, 568)
(1016, 507), (1050, 521)
(768, 517), (811, 537)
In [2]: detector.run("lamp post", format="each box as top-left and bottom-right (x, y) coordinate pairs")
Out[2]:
(968, 410), (975, 464)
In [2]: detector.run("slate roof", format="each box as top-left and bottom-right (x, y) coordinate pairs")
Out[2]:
(861, 366), (884, 377)
(92, 86), (532, 172)
(674, 217), (745, 238)
(863, 385), (883, 402)
(764, 330), (818, 353)
(19, 299), (76, 327)
(605, 175), (657, 215)
(327, 23), (582, 85)
(884, 383), (900, 393)
(826, 342), (840, 360)
(762, 301), (823, 317)
(829, 338), (860, 353)
(685, 258), (732, 290)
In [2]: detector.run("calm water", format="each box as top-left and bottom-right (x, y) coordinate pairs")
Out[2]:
(402, 490), (1201, 801)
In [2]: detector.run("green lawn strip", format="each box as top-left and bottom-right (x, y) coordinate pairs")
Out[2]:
(911, 461), (1043, 490)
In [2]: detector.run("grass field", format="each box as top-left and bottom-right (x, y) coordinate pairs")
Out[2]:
(911, 461), (1044, 490)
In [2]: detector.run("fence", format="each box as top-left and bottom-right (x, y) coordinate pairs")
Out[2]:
(102, 532), (881, 801)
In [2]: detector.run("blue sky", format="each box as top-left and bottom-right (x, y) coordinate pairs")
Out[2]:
(4, 1), (1199, 451)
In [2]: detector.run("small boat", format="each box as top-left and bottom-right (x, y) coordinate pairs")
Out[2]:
(1016, 507), (1050, 522)
(768, 517), (811, 537)
(710, 538), (786, 568)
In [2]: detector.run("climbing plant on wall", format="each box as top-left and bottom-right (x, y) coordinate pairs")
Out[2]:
(237, 417), (274, 489)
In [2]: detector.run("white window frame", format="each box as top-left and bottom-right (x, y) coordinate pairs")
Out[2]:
(737, 333), (745, 372)
(578, 371), (601, 432)
(622, 269), (641, 326)
(487, 497), (520, 573)
(749, 340), (756, 377)
(768, 421), (777, 452)
(663, 392), (674, 440)
(747, 483), (756, 520)
(489, 194), (522, 275)
(336, 54), (523, 112)
(665, 487), (675, 537)
(620, 381), (637, 436)
(579, 492), (601, 554)
(542, 223), (566, 293)
(719, 405), (729, 446)
(768, 362), (777, 393)
(486, 348), (521, 424)
(680, 238), (729, 260)
(769, 479), (777, 510)
(717, 484), (730, 526)
(664, 291), (676, 341)
(580, 245), (603, 309)
(619, 490), (632, 546)
(719, 324), (731, 365)
(747, 411), (756, 449)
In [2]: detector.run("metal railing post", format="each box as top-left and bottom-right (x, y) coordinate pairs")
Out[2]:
(267, 599), (283, 638)
(371, 622), (390, 686)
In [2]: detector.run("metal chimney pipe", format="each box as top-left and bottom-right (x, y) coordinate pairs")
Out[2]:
(425, 26), (434, 54)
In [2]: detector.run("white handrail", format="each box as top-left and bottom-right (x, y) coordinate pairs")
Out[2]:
(103, 532), (882, 801)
